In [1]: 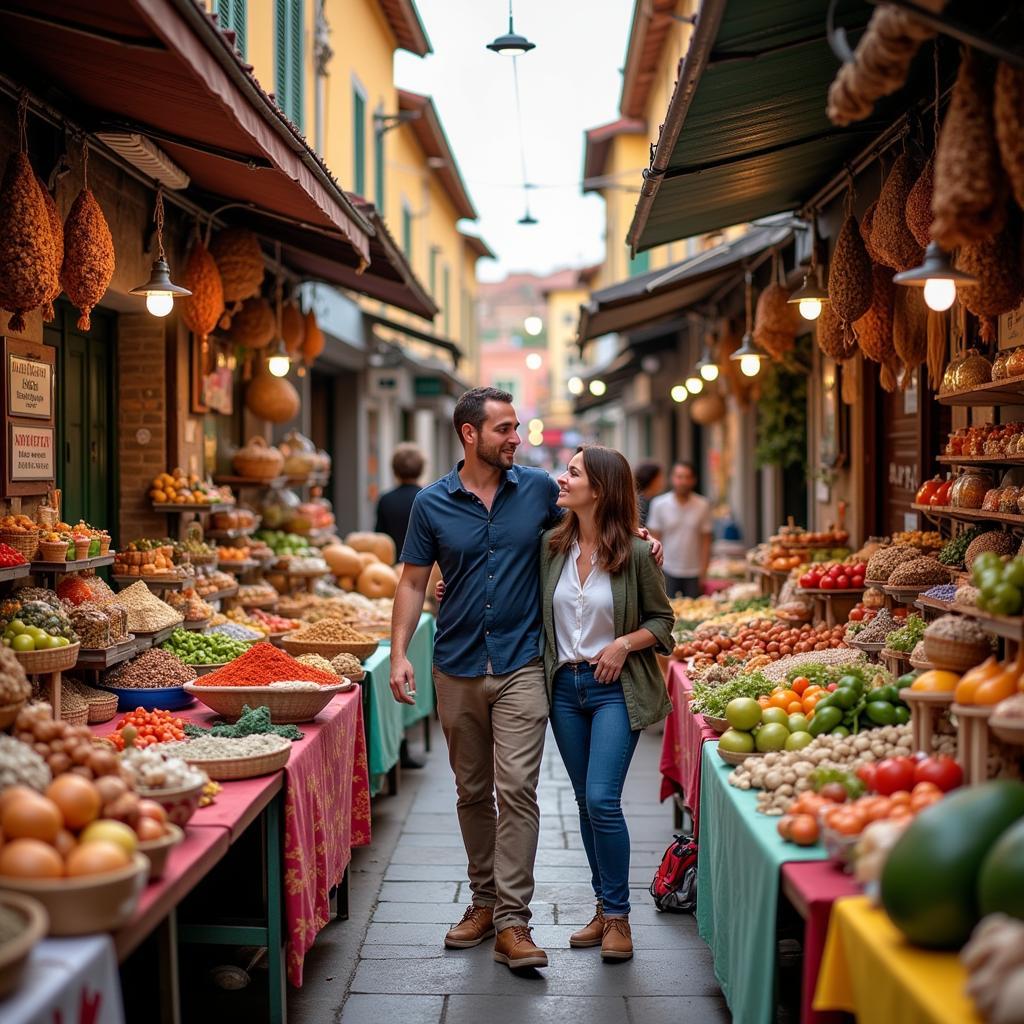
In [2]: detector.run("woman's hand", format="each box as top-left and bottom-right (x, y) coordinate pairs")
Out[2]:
(434, 579), (445, 603)
(593, 638), (629, 683)
(637, 527), (664, 567)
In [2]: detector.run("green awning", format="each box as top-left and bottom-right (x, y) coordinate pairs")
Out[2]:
(628, 0), (887, 252)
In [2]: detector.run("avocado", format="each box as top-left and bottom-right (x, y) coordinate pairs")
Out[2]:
(978, 817), (1024, 921)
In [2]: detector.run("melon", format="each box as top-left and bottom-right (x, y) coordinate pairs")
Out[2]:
(979, 817), (1024, 921)
(322, 543), (362, 578)
(357, 563), (398, 599)
(345, 531), (396, 566)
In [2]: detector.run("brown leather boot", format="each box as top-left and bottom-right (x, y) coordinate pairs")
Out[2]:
(493, 926), (549, 969)
(444, 904), (495, 949)
(601, 916), (633, 962)
(569, 901), (605, 948)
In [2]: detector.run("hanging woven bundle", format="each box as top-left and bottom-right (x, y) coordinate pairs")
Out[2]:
(225, 296), (275, 349)
(753, 277), (800, 361)
(905, 157), (935, 250)
(181, 236), (224, 344)
(0, 152), (58, 332)
(872, 153), (924, 271)
(956, 223), (1024, 335)
(302, 309), (325, 364)
(816, 302), (858, 362)
(853, 263), (896, 365)
(209, 228), (264, 325)
(892, 287), (929, 383)
(932, 48), (1008, 249)
(36, 176), (63, 323)
(860, 201), (881, 262)
(829, 214), (873, 323)
(282, 299), (305, 355)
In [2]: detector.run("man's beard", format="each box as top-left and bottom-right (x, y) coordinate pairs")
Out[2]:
(477, 439), (513, 470)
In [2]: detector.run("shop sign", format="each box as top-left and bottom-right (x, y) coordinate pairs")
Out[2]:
(1, 337), (56, 496)
(999, 302), (1024, 348)
(9, 424), (54, 480)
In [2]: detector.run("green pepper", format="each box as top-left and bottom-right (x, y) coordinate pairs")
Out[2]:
(898, 672), (918, 688)
(893, 706), (910, 725)
(832, 687), (860, 711)
(872, 685), (900, 704)
(866, 701), (898, 725)
(810, 705), (843, 736)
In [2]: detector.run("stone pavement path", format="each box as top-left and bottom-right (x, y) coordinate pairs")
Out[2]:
(291, 722), (730, 1024)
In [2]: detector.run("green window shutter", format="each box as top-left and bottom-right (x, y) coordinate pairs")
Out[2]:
(374, 112), (385, 214)
(217, 0), (247, 57)
(428, 248), (437, 297)
(274, 0), (303, 129)
(629, 248), (650, 276)
(443, 265), (450, 337)
(402, 205), (412, 259)
(353, 88), (366, 196)
(290, 0), (303, 131)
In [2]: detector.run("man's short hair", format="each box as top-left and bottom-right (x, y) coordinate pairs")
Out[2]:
(453, 387), (514, 442)
(392, 443), (425, 482)
(674, 460), (698, 477)
(634, 461), (662, 491)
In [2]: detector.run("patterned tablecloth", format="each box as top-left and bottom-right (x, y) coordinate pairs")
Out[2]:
(659, 661), (719, 833)
(282, 688), (370, 985)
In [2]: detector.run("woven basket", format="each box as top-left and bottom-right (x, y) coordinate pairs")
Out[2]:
(37, 540), (69, 562)
(0, 699), (26, 731)
(60, 703), (89, 727)
(0, 532), (38, 560)
(85, 692), (119, 724)
(716, 748), (764, 766)
(702, 714), (730, 734)
(280, 637), (378, 661)
(183, 680), (352, 723)
(14, 643), (80, 674)
(36, 506), (58, 530)
(922, 634), (990, 673)
(232, 436), (285, 481)
(177, 738), (292, 780)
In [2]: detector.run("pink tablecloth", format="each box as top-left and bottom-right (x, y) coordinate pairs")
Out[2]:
(659, 661), (718, 834)
(782, 861), (860, 1024)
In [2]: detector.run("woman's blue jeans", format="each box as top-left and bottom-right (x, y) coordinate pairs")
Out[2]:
(549, 662), (641, 917)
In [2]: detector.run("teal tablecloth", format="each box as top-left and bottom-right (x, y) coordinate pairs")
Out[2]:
(362, 613), (434, 794)
(696, 741), (827, 1024)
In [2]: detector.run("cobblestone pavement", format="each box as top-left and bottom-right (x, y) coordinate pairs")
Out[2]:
(291, 722), (730, 1024)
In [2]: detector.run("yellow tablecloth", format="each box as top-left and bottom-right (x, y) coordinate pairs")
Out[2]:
(814, 895), (982, 1024)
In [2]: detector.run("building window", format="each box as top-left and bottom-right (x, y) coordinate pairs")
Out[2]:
(353, 85), (366, 197)
(443, 265), (451, 337)
(629, 247), (650, 276)
(429, 247), (438, 297)
(217, 0), (247, 57)
(374, 107), (385, 214)
(274, 0), (304, 129)
(402, 202), (412, 259)
(496, 379), (516, 402)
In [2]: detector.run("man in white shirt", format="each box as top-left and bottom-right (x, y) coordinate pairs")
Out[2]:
(646, 461), (712, 599)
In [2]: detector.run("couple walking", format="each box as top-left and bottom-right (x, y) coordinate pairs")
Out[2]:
(389, 387), (674, 970)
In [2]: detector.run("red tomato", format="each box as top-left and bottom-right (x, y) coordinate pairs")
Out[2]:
(835, 574), (850, 589)
(819, 577), (836, 590)
(848, 607), (864, 621)
(819, 782), (849, 804)
(827, 682), (838, 691)
(828, 565), (844, 580)
(799, 573), (818, 589)
(913, 756), (963, 793)
(855, 763), (877, 790)
(873, 757), (917, 796)
(851, 575), (865, 589)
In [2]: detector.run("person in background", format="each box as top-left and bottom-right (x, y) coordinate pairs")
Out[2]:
(633, 461), (664, 527)
(375, 442), (425, 557)
(646, 460), (712, 599)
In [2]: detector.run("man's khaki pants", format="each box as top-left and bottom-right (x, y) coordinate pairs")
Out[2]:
(432, 659), (548, 932)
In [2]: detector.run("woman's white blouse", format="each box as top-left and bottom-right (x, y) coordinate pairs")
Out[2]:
(553, 540), (615, 667)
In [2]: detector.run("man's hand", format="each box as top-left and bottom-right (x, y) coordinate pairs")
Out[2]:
(638, 527), (664, 567)
(434, 579), (446, 603)
(593, 639), (629, 684)
(390, 655), (417, 705)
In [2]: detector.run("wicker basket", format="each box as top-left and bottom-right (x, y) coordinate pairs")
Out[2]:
(716, 748), (764, 766)
(702, 714), (731, 734)
(0, 531), (38, 560)
(232, 436), (285, 482)
(60, 703), (89, 727)
(85, 692), (119, 724)
(37, 540), (69, 562)
(280, 637), (378, 661)
(13, 643), (80, 675)
(0, 891), (48, 1000)
(922, 634), (990, 673)
(183, 680), (353, 723)
(177, 738), (292, 780)
(0, 699), (26, 731)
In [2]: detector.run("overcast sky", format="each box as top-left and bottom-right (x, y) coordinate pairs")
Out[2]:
(395, 0), (638, 283)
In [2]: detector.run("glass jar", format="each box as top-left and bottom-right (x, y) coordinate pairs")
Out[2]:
(993, 350), (1011, 380)
(951, 471), (994, 509)
(955, 349), (993, 389)
(1008, 347), (1024, 378)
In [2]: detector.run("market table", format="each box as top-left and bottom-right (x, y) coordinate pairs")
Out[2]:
(659, 660), (718, 833)
(361, 611), (434, 795)
(696, 742), (828, 1024)
(814, 895), (982, 1024)
(781, 860), (860, 1024)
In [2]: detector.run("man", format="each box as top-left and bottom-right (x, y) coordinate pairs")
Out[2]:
(391, 388), (661, 973)
(646, 460), (712, 599)
(374, 442), (425, 557)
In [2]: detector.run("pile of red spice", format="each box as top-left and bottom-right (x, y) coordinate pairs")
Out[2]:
(194, 642), (338, 687)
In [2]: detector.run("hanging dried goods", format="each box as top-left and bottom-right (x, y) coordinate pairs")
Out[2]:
(181, 236), (224, 344)
(816, 303), (858, 362)
(302, 309), (325, 364)
(36, 177), (62, 323)
(753, 280), (800, 360)
(872, 153), (924, 271)
(209, 227), (264, 324)
(932, 49), (1008, 249)
(282, 299), (305, 355)
(0, 152), (58, 333)
(892, 287), (928, 377)
(859, 201), (881, 261)
(828, 214), (873, 323)
(854, 263), (896, 367)
(245, 362), (300, 423)
(994, 62), (1024, 208)
(957, 224), (1024, 331)
(60, 175), (115, 332)
(905, 157), (935, 249)
(225, 296), (275, 349)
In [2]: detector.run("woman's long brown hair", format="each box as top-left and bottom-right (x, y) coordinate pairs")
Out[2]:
(548, 445), (638, 574)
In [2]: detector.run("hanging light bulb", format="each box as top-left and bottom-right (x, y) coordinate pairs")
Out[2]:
(685, 375), (704, 394)
(731, 271), (762, 378)
(267, 339), (291, 378)
(567, 376), (584, 396)
(789, 214), (829, 321)
(589, 379), (607, 397)
(486, 1), (536, 54)
(893, 242), (977, 312)
(130, 186), (191, 317)
(265, 243), (292, 378)
(739, 352), (762, 377)
(670, 385), (688, 403)
(695, 320), (719, 381)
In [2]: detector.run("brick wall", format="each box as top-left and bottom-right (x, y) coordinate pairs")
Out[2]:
(118, 314), (169, 541)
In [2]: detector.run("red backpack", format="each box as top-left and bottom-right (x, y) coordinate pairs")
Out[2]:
(649, 834), (698, 913)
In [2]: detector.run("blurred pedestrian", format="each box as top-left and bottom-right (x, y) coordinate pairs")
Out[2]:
(375, 442), (425, 556)
(646, 461), (712, 599)
(633, 461), (664, 527)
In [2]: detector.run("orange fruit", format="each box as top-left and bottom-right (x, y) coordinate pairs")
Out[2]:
(786, 701), (803, 715)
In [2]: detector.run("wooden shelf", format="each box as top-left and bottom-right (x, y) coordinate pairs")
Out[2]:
(31, 555), (115, 574)
(112, 574), (189, 591)
(0, 564), (30, 582)
(180, 618), (210, 632)
(132, 623), (180, 649)
(204, 527), (258, 540)
(152, 503), (234, 515)
(937, 455), (1024, 468)
(213, 475), (288, 489)
(937, 375), (1024, 407)
(217, 559), (260, 573)
(75, 636), (139, 671)
(911, 503), (1024, 528)
(916, 593), (1024, 642)
(199, 585), (239, 603)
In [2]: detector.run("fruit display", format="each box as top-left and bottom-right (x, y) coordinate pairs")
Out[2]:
(211, 508), (260, 533)
(254, 530), (316, 557)
(945, 422), (1024, 459)
(149, 470), (234, 506)
(0, 600), (77, 651)
(109, 709), (187, 751)
(159, 628), (251, 666)
(798, 561), (867, 590)
(891, 529), (943, 551)
(237, 582), (279, 604)
(677, 618), (847, 669)
(0, 515), (38, 537)
(13, 704), (121, 780)
(971, 552), (1024, 614)
(193, 571), (237, 598)
(0, 543), (27, 568)
(164, 587), (214, 622)
(717, 696), (815, 756)
(246, 608), (300, 634)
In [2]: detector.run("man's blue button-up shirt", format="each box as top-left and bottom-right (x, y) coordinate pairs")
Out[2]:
(400, 462), (561, 678)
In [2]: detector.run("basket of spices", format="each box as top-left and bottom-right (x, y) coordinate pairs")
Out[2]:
(100, 648), (197, 711)
(162, 733), (292, 781)
(883, 557), (951, 602)
(330, 652), (366, 683)
(281, 620), (377, 660)
(923, 615), (992, 673)
(61, 678), (119, 724)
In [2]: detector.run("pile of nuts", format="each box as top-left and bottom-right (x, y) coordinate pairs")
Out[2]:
(105, 647), (198, 689)
(287, 620), (373, 644)
(330, 653), (364, 677)
(296, 653), (337, 676)
(848, 608), (896, 643)
(13, 703), (121, 779)
(120, 746), (205, 791)
(865, 546), (922, 583)
(105, 582), (183, 632)
(886, 557), (951, 588)
(0, 646), (30, 705)
(924, 614), (990, 644)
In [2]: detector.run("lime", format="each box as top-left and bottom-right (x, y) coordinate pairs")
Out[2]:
(11, 634), (35, 653)
(785, 731), (814, 751)
(787, 713), (809, 733)
(719, 729), (755, 754)
(725, 697), (762, 731)
(755, 722), (790, 752)
(7, 619), (25, 635)
(761, 707), (789, 728)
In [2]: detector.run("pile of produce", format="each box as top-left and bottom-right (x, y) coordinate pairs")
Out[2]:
(971, 552), (1024, 615)
(163, 733), (291, 761)
(193, 642), (338, 687)
(798, 561), (868, 590)
(0, 600), (77, 651)
(237, 582), (278, 604)
(296, 653), (338, 676)
(285, 620), (374, 644)
(149, 469), (233, 506)
(108, 708), (186, 751)
(0, 733), (50, 791)
(104, 582), (182, 633)
(247, 608), (300, 633)
(891, 529), (943, 551)
(164, 588), (214, 622)
(56, 573), (115, 606)
(938, 528), (986, 568)
(105, 648), (197, 689)
(13, 704), (121, 780)
(0, 646), (30, 705)
(208, 622), (264, 643)
(194, 571), (237, 598)
(160, 628), (250, 666)
(113, 541), (183, 578)
(254, 530), (316, 556)
(865, 545), (922, 583)
(846, 607), (902, 643)
(331, 653), (364, 677)
(183, 704), (303, 741)
(119, 746), (205, 791)
(886, 556), (950, 588)
(885, 614), (927, 653)
(676, 618), (847, 669)
(716, 696), (815, 756)
(0, 543), (27, 568)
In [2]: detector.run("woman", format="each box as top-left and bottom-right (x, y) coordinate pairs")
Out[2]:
(633, 461), (664, 527)
(540, 445), (674, 962)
